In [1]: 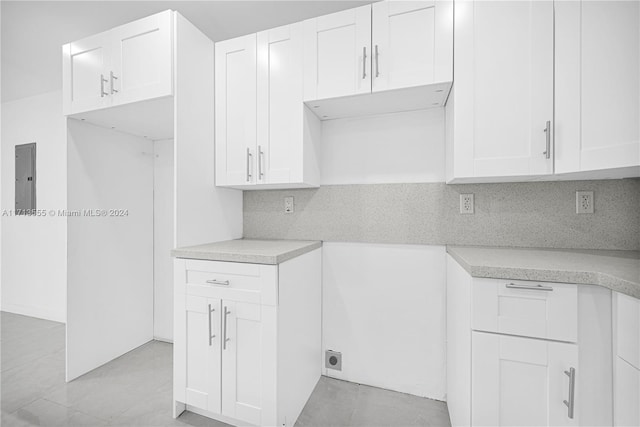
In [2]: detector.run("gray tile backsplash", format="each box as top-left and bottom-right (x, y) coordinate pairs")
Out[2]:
(243, 179), (640, 250)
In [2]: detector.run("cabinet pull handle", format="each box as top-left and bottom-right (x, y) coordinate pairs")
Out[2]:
(375, 45), (380, 77)
(543, 120), (551, 159)
(362, 47), (367, 79)
(110, 71), (118, 94)
(505, 283), (553, 291)
(223, 306), (231, 350)
(246, 148), (253, 182)
(100, 74), (109, 97)
(563, 367), (576, 419)
(208, 304), (215, 346)
(258, 145), (264, 180)
(206, 279), (229, 286)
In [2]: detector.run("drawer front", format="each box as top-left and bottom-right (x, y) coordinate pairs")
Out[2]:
(183, 259), (278, 306)
(472, 278), (578, 342)
(617, 292), (640, 370)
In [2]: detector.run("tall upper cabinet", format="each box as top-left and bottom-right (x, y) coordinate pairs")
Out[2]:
(447, 0), (640, 183)
(62, 10), (173, 115)
(215, 23), (321, 190)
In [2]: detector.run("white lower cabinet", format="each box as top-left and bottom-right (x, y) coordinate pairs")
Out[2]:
(447, 255), (613, 427)
(614, 292), (640, 426)
(174, 249), (321, 426)
(472, 332), (578, 426)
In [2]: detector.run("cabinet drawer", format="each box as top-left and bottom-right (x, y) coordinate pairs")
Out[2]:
(183, 259), (278, 306)
(617, 292), (640, 370)
(472, 278), (578, 342)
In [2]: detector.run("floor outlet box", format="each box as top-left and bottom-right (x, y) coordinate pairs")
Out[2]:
(325, 350), (342, 371)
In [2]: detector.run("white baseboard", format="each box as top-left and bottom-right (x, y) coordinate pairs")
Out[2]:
(1, 302), (66, 323)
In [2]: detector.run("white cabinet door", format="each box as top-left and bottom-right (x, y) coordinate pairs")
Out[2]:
(615, 356), (640, 427)
(451, 0), (554, 179)
(184, 295), (221, 414)
(109, 10), (173, 106)
(472, 332), (579, 426)
(371, 0), (437, 92)
(215, 34), (257, 187)
(617, 292), (640, 370)
(303, 5), (372, 101)
(257, 23), (304, 185)
(221, 301), (276, 426)
(556, 1), (639, 174)
(62, 33), (111, 115)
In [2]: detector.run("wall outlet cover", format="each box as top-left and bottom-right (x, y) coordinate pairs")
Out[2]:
(576, 191), (594, 214)
(460, 194), (474, 214)
(325, 350), (342, 371)
(284, 196), (294, 214)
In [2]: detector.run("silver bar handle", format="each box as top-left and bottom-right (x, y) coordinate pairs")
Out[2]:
(100, 74), (108, 97)
(362, 47), (367, 79)
(543, 120), (551, 159)
(223, 306), (231, 350)
(110, 71), (118, 94)
(563, 367), (576, 419)
(505, 283), (553, 292)
(258, 145), (264, 180)
(207, 304), (215, 346)
(206, 279), (229, 286)
(246, 148), (253, 182)
(375, 45), (380, 78)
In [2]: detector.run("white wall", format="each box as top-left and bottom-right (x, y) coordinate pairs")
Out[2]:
(1, 90), (67, 322)
(322, 242), (447, 400)
(321, 108), (445, 185)
(153, 138), (174, 342)
(66, 119), (154, 380)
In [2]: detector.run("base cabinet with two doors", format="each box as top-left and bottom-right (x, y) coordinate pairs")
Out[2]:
(62, 10), (173, 116)
(173, 249), (321, 426)
(447, 256), (613, 426)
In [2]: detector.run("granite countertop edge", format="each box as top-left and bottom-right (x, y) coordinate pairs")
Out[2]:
(447, 246), (640, 300)
(171, 240), (322, 265)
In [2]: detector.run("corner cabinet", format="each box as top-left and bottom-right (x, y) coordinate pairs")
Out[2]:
(303, 0), (453, 120)
(446, 255), (613, 426)
(62, 10), (173, 115)
(173, 249), (322, 427)
(215, 23), (321, 190)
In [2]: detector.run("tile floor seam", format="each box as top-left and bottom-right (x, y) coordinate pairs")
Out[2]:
(40, 397), (113, 423)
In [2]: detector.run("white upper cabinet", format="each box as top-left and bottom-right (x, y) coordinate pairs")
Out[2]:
(63, 10), (173, 116)
(303, 0), (453, 120)
(555, 0), (640, 176)
(63, 33), (111, 114)
(216, 24), (321, 190)
(109, 11), (173, 106)
(303, 6), (372, 101)
(371, 0), (450, 92)
(215, 34), (258, 187)
(447, 0), (554, 182)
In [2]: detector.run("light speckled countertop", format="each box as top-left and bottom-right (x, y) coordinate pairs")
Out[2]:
(171, 239), (322, 265)
(447, 246), (640, 299)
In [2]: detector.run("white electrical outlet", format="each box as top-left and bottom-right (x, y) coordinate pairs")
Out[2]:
(460, 194), (474, 214)
(576, 191), (594, 214)
(284, 196), (294, 214)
